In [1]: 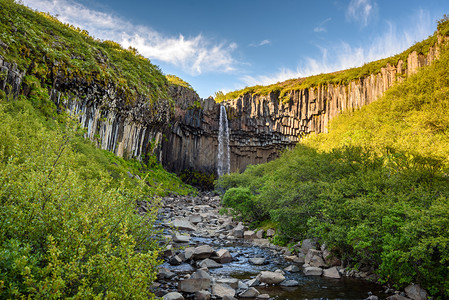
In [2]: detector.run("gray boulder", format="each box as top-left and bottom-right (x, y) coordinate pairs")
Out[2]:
(405, 284), (428, 300)
(303, 266), (323, 276)
(284, 264), (300, 273)
(178, 278), (210, 293)
(249, 257), (266, 265)
(212, 283), (236, 298)
(323, 266), (341, 279)
(163, 292), (184, 300)
(193, 245), (215, 260)
(300, 238), (318, 254)
(172, 218), (196, 231)
(195, 290), (211, 300)
(258, 271), (285, 284)
(198, 258), (223, 269)
(305, 249), (326, 267)
(239, 287), (260, 298)
(213, 249), (233, 263)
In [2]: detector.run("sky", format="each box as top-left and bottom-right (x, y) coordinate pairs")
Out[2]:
(20, 0), (449, 98)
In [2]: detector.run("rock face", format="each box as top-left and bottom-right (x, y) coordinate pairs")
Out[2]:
(0, 45), (441, 175)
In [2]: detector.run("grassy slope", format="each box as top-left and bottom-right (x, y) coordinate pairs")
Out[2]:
(217, 37), (449, 297)
(216, 16), (449, 103)
(0, 1), (196, 297)
(0, 0), (172, 103)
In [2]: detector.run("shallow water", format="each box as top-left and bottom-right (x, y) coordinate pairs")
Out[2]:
(163, 236), (387, 299)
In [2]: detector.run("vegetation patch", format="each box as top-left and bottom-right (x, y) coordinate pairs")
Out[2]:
(216, 39), (449, 297)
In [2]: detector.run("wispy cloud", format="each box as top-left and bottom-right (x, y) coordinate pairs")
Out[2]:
(314, 18), (332, 33)
(346, 0), (376, 27)
(21, 0), (238, 75)
(242, 10), (433, 87)
(250, 39), (272, 47)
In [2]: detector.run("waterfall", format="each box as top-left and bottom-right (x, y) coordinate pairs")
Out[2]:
(217, 105), (230, 176)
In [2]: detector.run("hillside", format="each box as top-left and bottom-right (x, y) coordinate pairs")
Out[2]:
(217, 25), (449, 297)
(216, 16), (449, 103)
(0, 1), (196, 298)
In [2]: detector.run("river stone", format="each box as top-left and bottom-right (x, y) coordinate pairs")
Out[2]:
(305, 249), (326, 267)
(213, 249), (233, 263)
(280, 280), (300, 287)
(189, 214), (202, 224)
(285, 254), (305, 264)
(256, 229), (264, 238)
(217, 278), (239, 289)
(246, 278), (260, 287)
(303, 266), (323, 276)
(256, 294), (270, 299)
(163, 292), (184, 300)
(238, 280), (249, 291)
(284, 265), (300, 273)
(249, 257), (266, 265)
(169, 255), (183, 266)
(252, 239), (270, 247)
(300, 238), (319, 254)
(195, 290), (211, 300)
(198, 258), (223, 269)
(385, 295), (410, 300)
(405, 284), (428, 300)
(158, 267), (176, 279)
(184, 247), (195, 260)
(232, 222), (245, 238)
(239, 287), (260, 298)
(258, 271), (285, 284)
(178, 278), (210, 293)
(323, 266), (341, 279)
(173, 233), (190, 243)
(244, 230), (257, 239)
(190, 269), (211, 280)
(266, 228), (275, 237)
(212, 283), (236, 298)
(172, 218), (196, 231)
(193, 245), (215, 259)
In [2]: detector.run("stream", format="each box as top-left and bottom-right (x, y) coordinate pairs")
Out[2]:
(152, 193), (388, 300)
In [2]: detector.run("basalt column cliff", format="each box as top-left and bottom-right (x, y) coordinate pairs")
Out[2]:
(0, 44), (440, 175)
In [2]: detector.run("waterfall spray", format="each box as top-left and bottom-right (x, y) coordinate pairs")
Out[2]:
(217, 105), (230, 176)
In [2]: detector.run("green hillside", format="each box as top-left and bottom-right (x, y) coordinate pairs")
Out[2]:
(217, 31), (449, 297)
(215, 16), (449, 103)
(0, 1), (196, 297)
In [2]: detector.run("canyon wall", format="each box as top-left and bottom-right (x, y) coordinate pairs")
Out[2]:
(0, 43), (440, 175)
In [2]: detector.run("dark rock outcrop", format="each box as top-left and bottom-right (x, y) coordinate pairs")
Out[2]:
(0, 43), (441, 175)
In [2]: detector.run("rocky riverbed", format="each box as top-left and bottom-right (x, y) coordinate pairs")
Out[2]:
(146, 193), (428, 300)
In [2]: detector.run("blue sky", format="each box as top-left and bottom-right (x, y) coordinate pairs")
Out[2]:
(21, 0), (449, 98)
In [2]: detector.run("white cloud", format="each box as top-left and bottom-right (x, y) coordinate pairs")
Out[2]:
(250, 39), (271, 47)
(346, 0), (376, 27)
(242, 10), (433, 87)
(314, 18), (332, 33)
(21, 0), (238, 75)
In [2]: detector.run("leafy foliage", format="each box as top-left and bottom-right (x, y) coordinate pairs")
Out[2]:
(216, 44), (449, 297)
(0, 91), (192, 298)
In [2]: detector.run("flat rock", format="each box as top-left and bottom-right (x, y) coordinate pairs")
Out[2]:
(323, 266), (341, 279)
(239, 287), (260, 298)
(256, 294), (270, 299)
(172, 218), (196, 231)
(189, 214), (202, 224)
(280, 280), (300, 287)
(193, 245), (215, 260)
(246, 278), (260, 287)
(212, 283), (236, 298)
(217, 278), (239, 289)
(198, 258), (223, 269)
(244, 230), (257, 239)
(190, 269), (211, 280)
(195, 290), (211, 300)
(213, 249), (233, 263)
(178, 278), (210, 293)
(258, 271), (285, 284)
(284, 265), (300, 273)
(163, 292), (184, 300)
(158, 267), (176, 279)
(303, 266), (323, 276)
(249, 257), (266, 265)
(173, 233), (190, 243)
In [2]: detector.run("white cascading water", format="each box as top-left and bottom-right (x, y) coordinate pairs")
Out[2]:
(217, 105), (230, 177)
